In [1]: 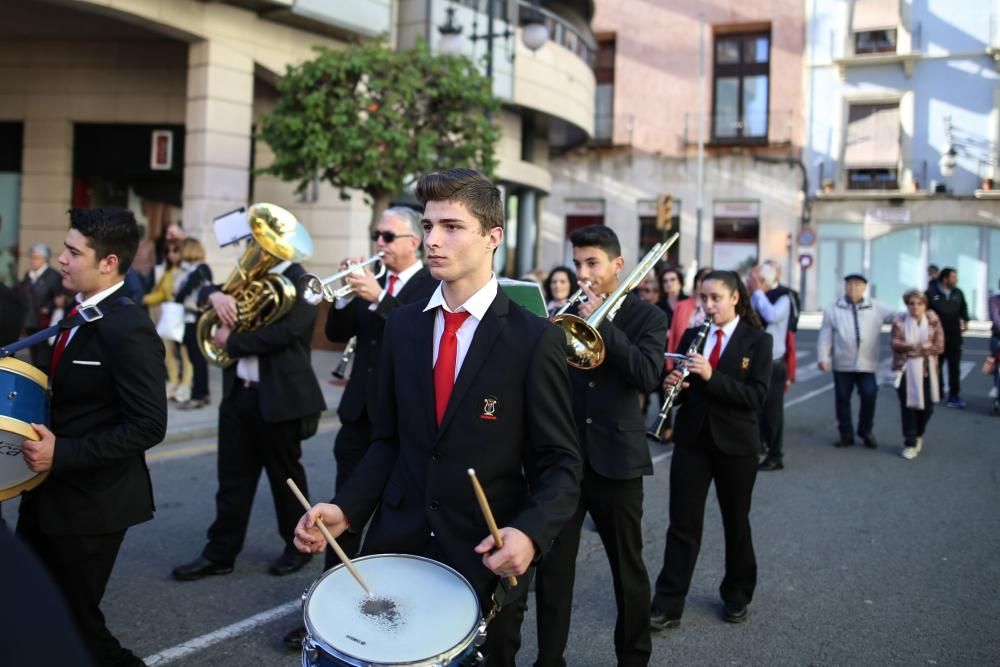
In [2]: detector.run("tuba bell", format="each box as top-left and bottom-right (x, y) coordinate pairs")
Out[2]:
(552, 232), (679, 370)
(196, 203), (314, 368)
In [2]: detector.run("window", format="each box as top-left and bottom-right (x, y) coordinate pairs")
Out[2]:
(593, 37), (615, 143)
(851, 0), (899, 55)
(712, 31), (770, 143)
(843, 103), (900, 190)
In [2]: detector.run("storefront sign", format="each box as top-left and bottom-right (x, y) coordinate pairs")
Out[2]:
(565, 199), (605, 216)
(150, 130), (173, 171)
(637, 200), (657, 217)
(864, 207), (910, 225)
(714, 200), (760, 219)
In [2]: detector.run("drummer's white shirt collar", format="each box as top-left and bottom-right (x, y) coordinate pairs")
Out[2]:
(424, 273), (498, 377)
(63, 280), (125, 345)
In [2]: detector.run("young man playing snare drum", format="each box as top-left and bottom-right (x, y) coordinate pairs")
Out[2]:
(294, 168), (582, 665)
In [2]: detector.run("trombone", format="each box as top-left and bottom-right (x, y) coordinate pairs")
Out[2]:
(302, 253), (386, 305)
(551, 281), (592, 318)
(552, 232), (679, 370)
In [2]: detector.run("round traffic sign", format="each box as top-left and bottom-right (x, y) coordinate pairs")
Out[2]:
(797, 228), (816, 247)
(799, 254), (814, 269)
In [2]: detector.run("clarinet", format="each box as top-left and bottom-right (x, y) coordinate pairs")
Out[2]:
(332, 336), (357, 380)
(646, 317), (713, 441)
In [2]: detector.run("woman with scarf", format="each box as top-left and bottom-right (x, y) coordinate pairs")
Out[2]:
(890, 289), (944, 460)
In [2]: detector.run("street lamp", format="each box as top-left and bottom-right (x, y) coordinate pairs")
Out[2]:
(437, 1), (550, 74)
(437, 7), (464, 56)
(938, 146), (957, 179)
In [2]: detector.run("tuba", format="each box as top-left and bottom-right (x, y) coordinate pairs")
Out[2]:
(552, 232), (679, 370)
(196, 203), (314, 367)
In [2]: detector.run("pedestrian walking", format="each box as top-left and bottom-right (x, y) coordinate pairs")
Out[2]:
(18, 243), (63, 374)
(926, 268), (970, 408)
(749, 262), (791, 470)
(817, 274), (895, 449)
(890, 290), (944, 459)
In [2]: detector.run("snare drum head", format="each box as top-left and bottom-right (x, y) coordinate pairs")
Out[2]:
(0, 358), (49, 501)
(305, 554), (480, 665)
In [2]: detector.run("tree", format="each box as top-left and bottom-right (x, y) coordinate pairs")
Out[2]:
(258, 38), (501, 226)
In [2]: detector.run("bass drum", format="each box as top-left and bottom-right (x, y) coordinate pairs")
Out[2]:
(302, 554), (486, 667)
(0, 357), (50, 501)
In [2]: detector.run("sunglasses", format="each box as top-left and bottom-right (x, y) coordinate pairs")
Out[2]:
(906, 301), (924, 306)
(371, 230), (415, 243)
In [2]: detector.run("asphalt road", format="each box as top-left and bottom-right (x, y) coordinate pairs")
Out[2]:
(7, 331), (1000, 666)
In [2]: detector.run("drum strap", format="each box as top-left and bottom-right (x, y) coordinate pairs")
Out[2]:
(0, 297), (134, 359)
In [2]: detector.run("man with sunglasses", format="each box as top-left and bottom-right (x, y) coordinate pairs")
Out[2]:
(282, 206), (438, 650)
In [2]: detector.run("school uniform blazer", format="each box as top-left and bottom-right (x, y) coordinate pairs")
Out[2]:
(568, 291), (668, 479)
(672, 320), (772, 457)
(21, 286), (167, 535)
(326, 267), (438, 423)
(334, 290), (583, 599)
(212, 262), (327, 424)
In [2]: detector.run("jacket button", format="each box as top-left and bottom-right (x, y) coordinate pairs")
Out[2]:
(585, 418), (593, 424)
(431, 452), (441, 462)
(588, 381), (596, 388)
(367, 367), (373, 372)
(429, 500), (440, 510)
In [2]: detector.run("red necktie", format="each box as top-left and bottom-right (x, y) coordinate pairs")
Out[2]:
(708, 329), (724, 369)
(434, 309), (471, 426)
(387, 274), (399, 297)
(50, 305), (79, 375)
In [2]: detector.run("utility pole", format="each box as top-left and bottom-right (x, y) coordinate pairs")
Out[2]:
(695, 12), (706, 267)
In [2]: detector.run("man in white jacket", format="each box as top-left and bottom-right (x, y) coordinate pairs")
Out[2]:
(817, 274), (895, 448)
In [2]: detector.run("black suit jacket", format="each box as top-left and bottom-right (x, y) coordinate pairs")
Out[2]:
(19, 267), (62, 329)
(209, 263), (326, 424)
(326, 266), (438, 422)
(21, 285), (167, 535)
(568, 292), (668, 479)
(672, 320), (772, 456)
(335, 290), (583, 601)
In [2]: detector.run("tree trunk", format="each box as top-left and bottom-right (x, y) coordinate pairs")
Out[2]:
(369, 191), (392, 231)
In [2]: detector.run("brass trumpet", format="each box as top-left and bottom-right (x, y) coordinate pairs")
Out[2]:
(552, 232), (679, 369)
(551, 281), (592, 318)
(302, 253), (386, 305)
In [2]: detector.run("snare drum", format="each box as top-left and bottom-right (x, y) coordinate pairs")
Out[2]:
(0, 357), (50, 501)
(302, 554), (486, 667)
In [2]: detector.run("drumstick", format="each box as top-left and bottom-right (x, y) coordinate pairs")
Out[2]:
(286, 478), (371, 596)
(467, 469), (518, 587)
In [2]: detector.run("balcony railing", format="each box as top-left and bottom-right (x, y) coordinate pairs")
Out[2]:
(817, 160), (932, 194)
(682, 109), (796, 147)
(517, 0), (596, 66)
(591, 113), (634, 146)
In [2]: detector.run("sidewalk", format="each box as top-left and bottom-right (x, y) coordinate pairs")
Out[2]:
(162, 350), (345, 445)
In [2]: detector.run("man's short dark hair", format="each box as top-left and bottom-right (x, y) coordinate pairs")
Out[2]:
(69, 207), (140, 276)
(938, 267), (956, 283)
(569, 224), (621, 259)
(415, 168), (503, 235)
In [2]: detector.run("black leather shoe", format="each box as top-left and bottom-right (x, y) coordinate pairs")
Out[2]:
(723, 601), (748, 623)
(283, 625), (308, 652)
(269, 550), (312, 576)
(860, 434), (878, 449)
(171, 556), (234, 581)
(650, 606), (681, 631)
(758, 459), (784, 471)
(835, 437), (855, 448)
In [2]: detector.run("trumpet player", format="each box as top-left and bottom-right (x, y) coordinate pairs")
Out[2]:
(650, 271), (771, 631)
(281, 206), (437, 650)
(535, 225), (667, 667)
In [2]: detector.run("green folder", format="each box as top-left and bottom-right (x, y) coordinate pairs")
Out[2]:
(498, 278), (547, 318)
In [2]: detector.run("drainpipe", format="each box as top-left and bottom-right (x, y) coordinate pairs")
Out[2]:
(751, 155), (812, 301)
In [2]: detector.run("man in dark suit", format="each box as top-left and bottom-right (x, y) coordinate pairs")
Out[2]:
(293, 168), (582, 667)
(650, 271), (772, 629)
(19, 242), (64, 374)
(534, 225), (667, 667)
(18, 207), (167, 667)
(172, 231), (327, 581)
(281, 206), (437, 649)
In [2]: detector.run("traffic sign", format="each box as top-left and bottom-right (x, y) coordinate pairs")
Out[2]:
(797, 228), (816, 247)
(799, 254), (814, 269)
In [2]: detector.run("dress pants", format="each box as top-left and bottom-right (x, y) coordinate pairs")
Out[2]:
(203, 382), (308, 564)
(760, 359), (787, 461)
(833, 371), (878, 440)
(652, 426), (758, 617)
(324, 413), (373, 568)
(535, 464), (651, 667)
(182, 322), (209, 401)
(897, 373), (934, 447)
(17, 501), (139, 666)
(938, 339), (963, 399)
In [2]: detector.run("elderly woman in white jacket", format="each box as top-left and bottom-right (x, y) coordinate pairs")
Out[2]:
(817, 274), (896, 449)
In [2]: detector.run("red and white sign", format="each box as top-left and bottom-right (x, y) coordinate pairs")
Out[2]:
(799, 253), (814, 269)
(150, 130), (173, 171)
(713, 200), (760, 219)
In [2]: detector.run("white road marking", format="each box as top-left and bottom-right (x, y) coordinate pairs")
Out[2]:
(143, 600), (300, 665)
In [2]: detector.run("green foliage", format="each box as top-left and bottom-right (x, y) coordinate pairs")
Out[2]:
(258, 37), (501, 210)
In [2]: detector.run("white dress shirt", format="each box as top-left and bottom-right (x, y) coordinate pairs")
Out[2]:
(702, 315), (741, 362)
(423, 274), (499, 381)
(64, 280), (125, 346)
